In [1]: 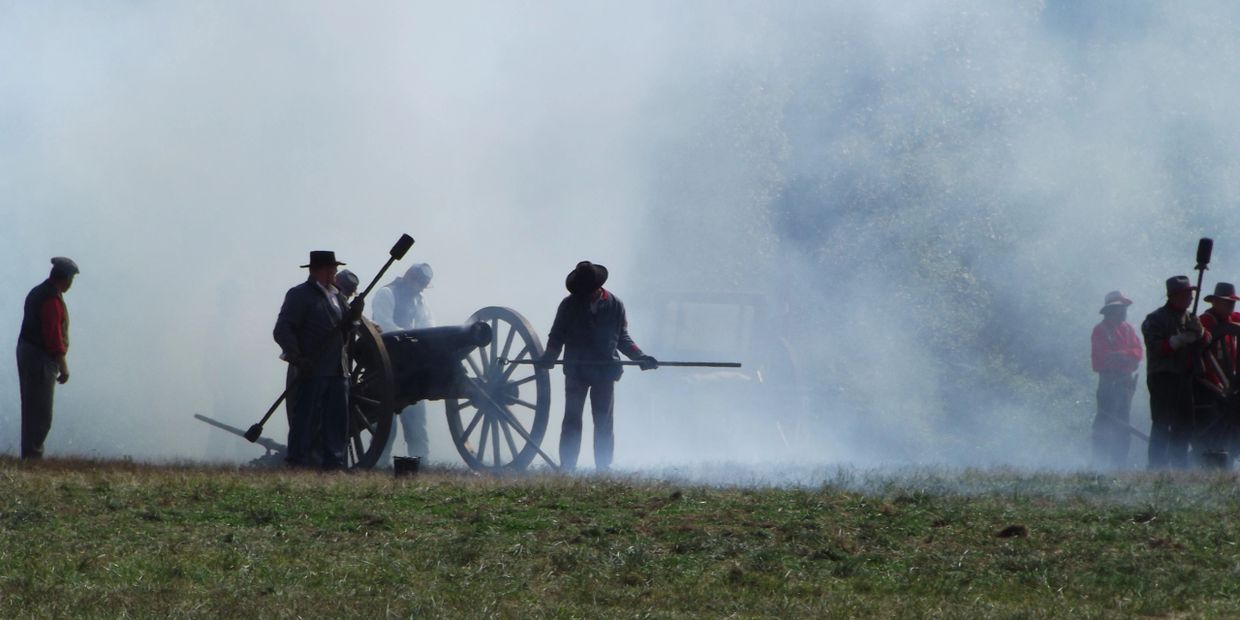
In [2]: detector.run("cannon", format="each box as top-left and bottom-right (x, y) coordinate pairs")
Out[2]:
(197, 236), (555, 473)
(347, 306), (552, 471)
(199, 306), (553, 473)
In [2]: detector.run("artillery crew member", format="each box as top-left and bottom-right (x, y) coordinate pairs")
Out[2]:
(17, 257), (79, 460)
(274, 251), (357, 469)
(537, 261), (657, 471)
(372, 262), (435, 466)
(335, 269), (360, 299)
(1195, 282), (1240, 460)
(1141, 275), (1208, 469)
(284, 268), (362, 425)
(1091, 290), (1143, 469)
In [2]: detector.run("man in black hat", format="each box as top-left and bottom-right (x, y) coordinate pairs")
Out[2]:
(536, 261), (658, 471)
(1141, 275), (1208, 469)
(1091, 290), (1143, 468)
(273, 251), (359, 469)
(16, 257), (79, 459)
(372, 262), (435, 467)
(283, 269), (362, 425)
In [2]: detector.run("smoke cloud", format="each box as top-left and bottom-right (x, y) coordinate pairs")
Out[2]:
(3, 1), (1239, 473)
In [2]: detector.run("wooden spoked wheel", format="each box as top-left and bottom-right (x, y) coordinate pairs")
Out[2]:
(346, 317), (396, 469)
(445, 307), (551, 472)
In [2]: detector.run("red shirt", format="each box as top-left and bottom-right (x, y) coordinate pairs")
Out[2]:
(1199, 309), (1240, 389)
(1091, 320), (1143, 373)
(40, 296), (68, 355)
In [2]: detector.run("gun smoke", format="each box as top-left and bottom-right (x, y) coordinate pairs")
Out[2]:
(4, 1), (1240, 479)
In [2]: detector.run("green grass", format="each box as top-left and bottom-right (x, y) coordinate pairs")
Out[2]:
(3, 459), (1240, 618)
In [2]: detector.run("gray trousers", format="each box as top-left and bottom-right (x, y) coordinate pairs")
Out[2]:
(379, 401), (429, 465)
(17, 341), (58, 460)
(1092, 372), (1136, 469)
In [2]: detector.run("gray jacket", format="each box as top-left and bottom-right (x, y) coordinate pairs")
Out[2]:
(273, 278), (350, 378)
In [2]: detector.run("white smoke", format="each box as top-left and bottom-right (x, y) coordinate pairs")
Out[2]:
(3, 1), (1240, 475)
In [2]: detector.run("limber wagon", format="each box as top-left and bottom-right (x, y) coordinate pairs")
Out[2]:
(197, 235), (554, 473)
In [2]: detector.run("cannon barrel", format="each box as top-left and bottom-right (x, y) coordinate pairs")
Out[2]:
(381, 321), (493, 405)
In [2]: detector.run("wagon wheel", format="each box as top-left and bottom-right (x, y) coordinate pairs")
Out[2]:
(446, 306), (551, 472)
(346, 317), (395, 469)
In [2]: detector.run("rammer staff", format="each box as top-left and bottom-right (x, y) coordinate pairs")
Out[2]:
(501, 358), (741, 368)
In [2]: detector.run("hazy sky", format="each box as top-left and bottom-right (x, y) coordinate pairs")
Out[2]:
(5, 1), (1240, 471)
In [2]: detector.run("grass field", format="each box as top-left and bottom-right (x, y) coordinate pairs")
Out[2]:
(3, 458), (1240, 618)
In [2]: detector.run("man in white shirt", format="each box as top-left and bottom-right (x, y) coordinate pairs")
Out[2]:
(372, 263), (435, 465)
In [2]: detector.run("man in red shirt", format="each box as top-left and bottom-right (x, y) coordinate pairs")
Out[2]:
(1091, 290), (1144, 468)
(16, 257), (79, 460)
(1195, 282), (1240, 463)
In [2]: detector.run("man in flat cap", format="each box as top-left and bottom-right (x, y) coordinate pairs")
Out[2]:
(17, 257), (79, 459)
(371, 262), (435, 467)
(274, 251), (358, 469)
(335, 269), (360, 300)
(1091, 290), (1143, 468)
(537, 261), (657, 472)
(1141, 275), (1208, 469)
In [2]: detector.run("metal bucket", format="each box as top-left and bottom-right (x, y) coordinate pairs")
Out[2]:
(393, 456), (422, 478)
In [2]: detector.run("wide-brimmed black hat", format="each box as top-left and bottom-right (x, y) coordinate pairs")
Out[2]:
(565, 261), (608, 295)
(1165, 275), (1197, 296)
(1206, 282), (1240, 303)
(301, 250), (346, 269)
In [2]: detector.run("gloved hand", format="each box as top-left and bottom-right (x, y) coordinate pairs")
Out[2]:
(347, 298), (366, 323)
(535, 351), (557, 371)
(638, 354), (659, 371)
(288, 353), (313, 373)
(1170, 331), (1200, 349)
(1186, 315), (1205, 336)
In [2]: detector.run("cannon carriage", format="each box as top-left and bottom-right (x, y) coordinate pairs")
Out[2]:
(344, 306), (552, 472)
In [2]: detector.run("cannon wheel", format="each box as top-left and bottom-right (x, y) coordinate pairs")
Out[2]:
(346, 317), (396, 469)
(446, 306), (551, 472)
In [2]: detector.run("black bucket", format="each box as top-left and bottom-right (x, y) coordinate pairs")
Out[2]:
(393, 456), (422, 478)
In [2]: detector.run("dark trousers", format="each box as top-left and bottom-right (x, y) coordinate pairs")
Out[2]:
(1192, 385), (1232, 456)
(1092, 372), (1136, 469)
(559, 376), (615, 471)
(17, 341), (57, 460)
(284, 364), (298, 426)
(288, 376), (348, 469)
(1148, 372), (1194, 469)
